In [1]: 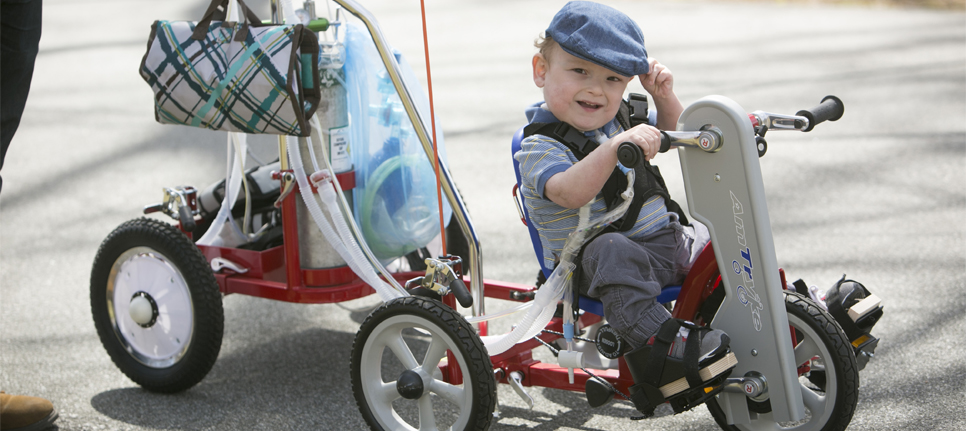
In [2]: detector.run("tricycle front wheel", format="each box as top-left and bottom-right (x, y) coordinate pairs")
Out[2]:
(350, 296), (496, 431)
(707, 292), (858, 431)
(90, 217), (223, 393)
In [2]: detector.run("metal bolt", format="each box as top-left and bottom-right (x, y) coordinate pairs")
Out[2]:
(714, 174), (721, 182)
(751, 349), (758, 356)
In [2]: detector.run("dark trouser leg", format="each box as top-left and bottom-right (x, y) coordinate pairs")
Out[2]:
(1, 0), (43, 193)
(580, 225), (691, 348)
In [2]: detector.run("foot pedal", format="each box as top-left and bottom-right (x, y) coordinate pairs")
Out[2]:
(624, 319), (739, 416)
(658, 351), (737, 399)
(666, 374), (729, 414)
(585, 378), (616, 408)
(825, 276), (883, 370)
(848, 294), (882, 322)
(508, 371), (534, 409)
(851, 333), (880, 370)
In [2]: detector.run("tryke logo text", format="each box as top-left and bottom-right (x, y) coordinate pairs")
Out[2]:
(731, 191), (763, 331)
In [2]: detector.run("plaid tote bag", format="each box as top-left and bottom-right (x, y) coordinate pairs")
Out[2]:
(140, 0), (321, 136)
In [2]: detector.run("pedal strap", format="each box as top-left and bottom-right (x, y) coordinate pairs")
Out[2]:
(683, 325), (708, 388)
(627, 319), (681, 414)
(643, 319), (682, 386)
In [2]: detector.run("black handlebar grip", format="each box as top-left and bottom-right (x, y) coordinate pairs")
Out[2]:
(450, 278), (473, 308)
(797, 95), (844, 132)
(617, 142), (643, 167)
(178, 205), (196, 232)
(659, 131), (671, 153)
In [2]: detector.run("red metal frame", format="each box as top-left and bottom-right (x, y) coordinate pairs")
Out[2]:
(437, 245), (721, 396)
(184, 178), (803, 399)
(193, 175), (424, 304)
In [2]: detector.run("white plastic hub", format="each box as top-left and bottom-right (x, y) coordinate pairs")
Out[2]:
(129, 295), (153, 326)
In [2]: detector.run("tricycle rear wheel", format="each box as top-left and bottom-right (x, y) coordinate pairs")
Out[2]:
(350, 296), (495, 431)
(90, 217), (223, 393)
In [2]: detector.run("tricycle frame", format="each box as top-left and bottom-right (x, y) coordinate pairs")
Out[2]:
(91, 1), (875, 429)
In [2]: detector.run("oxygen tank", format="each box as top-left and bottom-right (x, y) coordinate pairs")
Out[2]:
(296, 15), (353, 270)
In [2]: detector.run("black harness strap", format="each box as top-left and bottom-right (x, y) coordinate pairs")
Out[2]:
(522, 98), (688, 231)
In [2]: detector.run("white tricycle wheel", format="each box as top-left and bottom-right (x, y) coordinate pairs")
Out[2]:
(351, 296), (496, 431)
(708, 292), (859, 431)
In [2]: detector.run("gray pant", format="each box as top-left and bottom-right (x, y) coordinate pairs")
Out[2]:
(579, 222), (695, 348)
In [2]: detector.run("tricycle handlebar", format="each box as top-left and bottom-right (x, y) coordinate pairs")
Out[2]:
(796, 95), (845, 132)
(619, 128), (723, 163)
(749, 95), (845, 132)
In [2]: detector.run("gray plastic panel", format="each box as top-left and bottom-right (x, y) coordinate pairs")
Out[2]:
(677, 96), (804, 423)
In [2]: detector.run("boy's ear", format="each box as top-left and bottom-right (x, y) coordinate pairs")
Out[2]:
(532, 53), (548, 88)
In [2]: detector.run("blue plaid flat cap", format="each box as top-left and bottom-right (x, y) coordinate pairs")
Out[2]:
(546, 1), (648, 77)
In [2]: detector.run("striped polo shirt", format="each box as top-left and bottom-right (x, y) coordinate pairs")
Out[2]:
(515, 103), (671, 271)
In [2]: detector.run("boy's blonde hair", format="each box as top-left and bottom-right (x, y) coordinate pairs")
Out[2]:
(534, 33), (558, 61)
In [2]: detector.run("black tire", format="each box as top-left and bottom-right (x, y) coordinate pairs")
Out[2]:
(90, 218), (223, 393)
(351, 296), (495, 430)
(707, 292), (858, 431)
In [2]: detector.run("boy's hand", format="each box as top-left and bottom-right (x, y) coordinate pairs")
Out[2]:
(639, 58), (675, 101)
(638, 58), (684, 131)
(613, 124), (663, 162)
(546, 123), (663, 209)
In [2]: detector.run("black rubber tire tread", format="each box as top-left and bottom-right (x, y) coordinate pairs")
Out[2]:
(90, 217), (223, 393)
(350, 296), (496, 431)
(707, 291), (858, 431)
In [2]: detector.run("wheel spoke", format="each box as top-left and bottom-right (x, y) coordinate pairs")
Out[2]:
(417, 396), (437, 431)
(422, 337), (448, 370)
(800, 383), (827, 413)
(753, 411), (782, 431)
(374, 380), (400, 405)
(431, 380), (465, 406)
(794, 335), (820, 367)
(386, 330), (420, 370)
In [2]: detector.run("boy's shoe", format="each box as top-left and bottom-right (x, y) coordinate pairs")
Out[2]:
(662, 323), (730, 364)
(0, 392), (58, 431)
(623, 319), (737, 417)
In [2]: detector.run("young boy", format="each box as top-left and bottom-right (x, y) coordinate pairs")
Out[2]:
(514, 0), (730, 412)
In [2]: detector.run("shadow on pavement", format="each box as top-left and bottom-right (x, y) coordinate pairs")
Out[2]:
(90, 327), (363, 430)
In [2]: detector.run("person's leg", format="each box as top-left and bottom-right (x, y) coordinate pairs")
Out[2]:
(0, 4), (54, 431)
(0, 0), (43, 193)
(580, 229), (684, 348)
(581, 225), (733, 415)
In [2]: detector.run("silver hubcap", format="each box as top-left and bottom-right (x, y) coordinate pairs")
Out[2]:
(107, 247), (194, 368)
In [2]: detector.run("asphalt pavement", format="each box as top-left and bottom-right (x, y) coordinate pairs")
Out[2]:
(1, 0), (964, 430)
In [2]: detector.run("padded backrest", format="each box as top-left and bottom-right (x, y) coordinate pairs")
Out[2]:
(511, 127), (553, 279)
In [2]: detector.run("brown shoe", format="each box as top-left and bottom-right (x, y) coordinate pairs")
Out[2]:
(0, 392), (58, 431)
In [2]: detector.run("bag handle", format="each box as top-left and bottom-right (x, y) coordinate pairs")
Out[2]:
(191, 0), (264, 41)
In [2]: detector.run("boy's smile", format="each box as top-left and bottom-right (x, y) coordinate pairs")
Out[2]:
(533, 46), (632, 132)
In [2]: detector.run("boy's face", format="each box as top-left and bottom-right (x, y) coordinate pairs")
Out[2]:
(533, 46), (632, 132)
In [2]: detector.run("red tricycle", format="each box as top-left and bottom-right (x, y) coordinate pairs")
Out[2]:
(91, 0), (883, 430)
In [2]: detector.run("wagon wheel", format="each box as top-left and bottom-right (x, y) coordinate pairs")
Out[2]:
(90, 218), (223, 393)
(706, 292), (858, 431)
(351, 296), (496, 430)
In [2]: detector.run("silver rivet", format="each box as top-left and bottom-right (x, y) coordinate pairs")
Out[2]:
(714, 174), (721, 182)
(751, 349), (758, 356)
